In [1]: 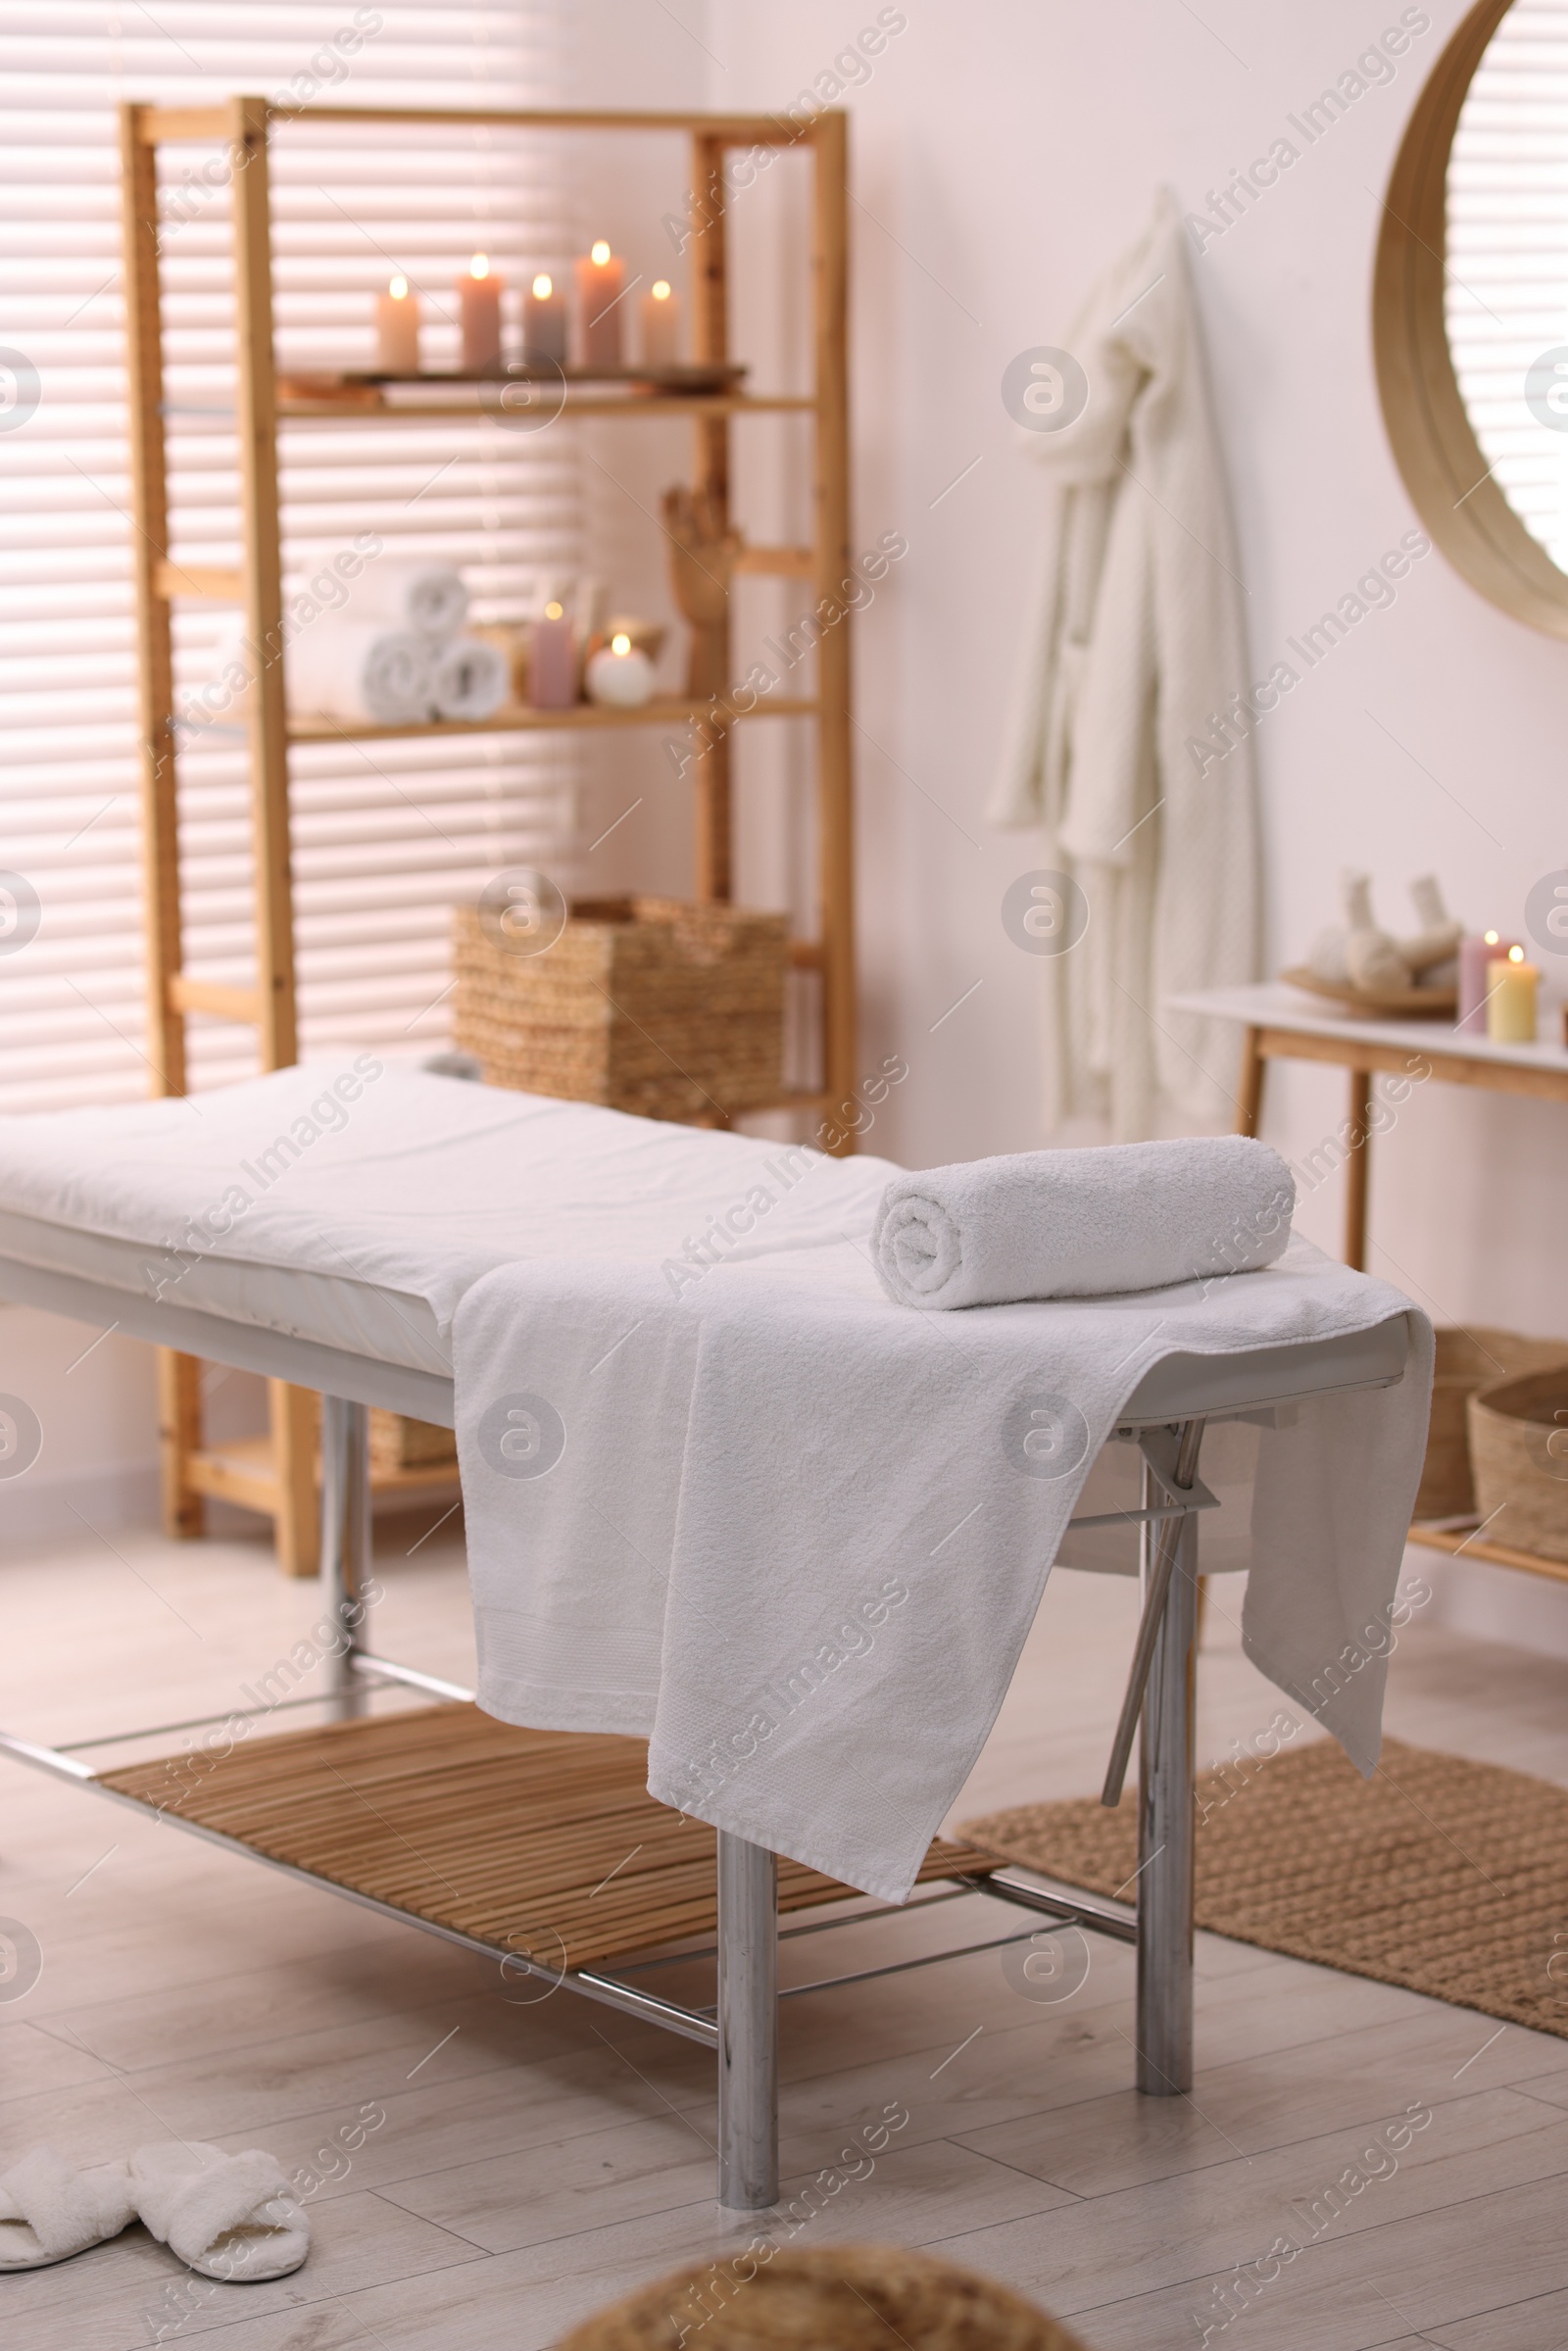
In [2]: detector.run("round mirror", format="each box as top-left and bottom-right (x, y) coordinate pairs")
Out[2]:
(1374, 0), (1568, 632)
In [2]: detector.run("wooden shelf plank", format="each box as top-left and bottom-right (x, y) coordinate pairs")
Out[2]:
(186, 1434), (459, 1511)
(153, 560), (245, 603)
(274, 391), (815, 422)
(285, 697), (817, 745)
(273, 106), (828, 139)
(168, 975), (260, 1023)
(1407, 1522), (1568, 1586)
(99, 1705), (996, 1973)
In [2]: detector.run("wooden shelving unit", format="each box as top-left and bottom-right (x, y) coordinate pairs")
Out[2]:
(121, 96), (856, 1574)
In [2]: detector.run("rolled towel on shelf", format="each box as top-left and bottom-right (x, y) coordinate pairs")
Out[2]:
(430, 633), (511, 721)
(286, 617), (434, 725)
(349, 558), (468, 639)
(871, 1136), (1296, 1311)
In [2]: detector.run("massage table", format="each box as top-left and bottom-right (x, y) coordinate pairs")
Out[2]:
(0, 1072), (1413, 2211)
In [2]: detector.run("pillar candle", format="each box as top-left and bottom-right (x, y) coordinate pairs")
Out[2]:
(1458, 931), (1520, 1034)
(459, 254), (503, 372)
(1487, 948), (1539, 1044)
(528, 599), (578, 709)
(585, 632), (656, 709)
(639, 278), (682, 367)
(375, 274), (420, 373)
(574, 240), (626, 369)
(522, 270), (567, 365)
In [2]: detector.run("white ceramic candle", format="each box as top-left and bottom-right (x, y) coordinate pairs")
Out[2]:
(1488, 947), (1539, 1044)
(522, 270), (567, 365)
(575, 240), (626, 369)
(375, 274), (420, 373)
(460, 254), (503, 372)
(639, 278), (682, 367)
(585, 631), (656, 708)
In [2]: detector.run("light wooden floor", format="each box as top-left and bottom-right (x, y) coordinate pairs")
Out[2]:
(2, 1514), (1567, 2351)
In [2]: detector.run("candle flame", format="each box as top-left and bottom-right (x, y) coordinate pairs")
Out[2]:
(1509, 944), (1525, 962)
(469, 253), (489, 279)
(389, 274), (408, 299)
(611, 632), (631, 656)
(652, 279), (671, 301)
(590, 239), (612, 267)
(544, 600), (564, 620)
(1485, 929), (1499, 944)
(532, 272), (553, 299)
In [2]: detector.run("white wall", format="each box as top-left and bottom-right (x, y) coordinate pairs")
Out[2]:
(12, 1), (1568, 1651)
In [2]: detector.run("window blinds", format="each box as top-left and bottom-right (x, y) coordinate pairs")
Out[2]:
(1446, 1), (1568, 574)
(0, 1), (579, 1111)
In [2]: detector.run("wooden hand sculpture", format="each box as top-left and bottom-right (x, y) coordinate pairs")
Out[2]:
(662, 483), (743, 701)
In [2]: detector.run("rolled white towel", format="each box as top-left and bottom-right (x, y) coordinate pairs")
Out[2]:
(430, 633), (511, 721)
(286, 616), (434, 724)
(350, 559), (467, 639)
(871, 1137), (1296, 1311)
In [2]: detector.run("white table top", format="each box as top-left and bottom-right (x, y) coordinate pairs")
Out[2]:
(1167, 982), (1568, 1077)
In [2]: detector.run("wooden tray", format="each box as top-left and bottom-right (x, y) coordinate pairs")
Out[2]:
(1279, 965), (1458, 1020)
(277, 363), (748, 399)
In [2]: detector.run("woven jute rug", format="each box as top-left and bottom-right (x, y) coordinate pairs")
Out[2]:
(961, 1737), (1568, 2039)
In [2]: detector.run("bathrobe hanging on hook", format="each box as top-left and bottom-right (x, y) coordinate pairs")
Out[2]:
(989, 187), (1260, 1140)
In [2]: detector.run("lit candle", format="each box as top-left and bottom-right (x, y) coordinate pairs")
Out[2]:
(522, 270), (567, 366)
(459, 254), (503, 373)
(638, 278), (682, 367)
(375, 273), (420, 373)
(1488, 946), (1539, 1044)
(585, 630), (656, 709)
(574, 239), (626, 370)
(1458, 930), (1520, 1034)
(528, 597), (578, 710)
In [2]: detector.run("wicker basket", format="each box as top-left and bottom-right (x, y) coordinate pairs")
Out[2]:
(368, 1409), (458, 1473)
(453, 894), (788, 1123)
(1469, 1366), (1568, 1561)
(1415, 1327), (1568, 1520)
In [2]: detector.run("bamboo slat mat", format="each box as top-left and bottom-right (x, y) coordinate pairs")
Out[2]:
(962, 1736), (1568, 2040)
(100, 1704), (996, 1971)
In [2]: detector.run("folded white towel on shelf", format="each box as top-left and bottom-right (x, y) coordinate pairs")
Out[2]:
(430, 633), (510, 720)
(871, 1136), (1295, 1311)
(348, 558), (467, 638)
(286, 617), (434, 724)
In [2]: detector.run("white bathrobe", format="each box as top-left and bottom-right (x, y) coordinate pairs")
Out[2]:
(989, 190), (1259, 1138)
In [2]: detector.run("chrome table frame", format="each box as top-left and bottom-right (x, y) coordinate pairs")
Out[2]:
(0, 1250), (1407, 2209)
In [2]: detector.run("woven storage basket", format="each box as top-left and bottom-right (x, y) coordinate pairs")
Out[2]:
(453, 894), (788, 1123)
(368, 1409), (457, 1473)
(1469, 1366), (1568, 1561)
(1415, 1327), (1568, 1519)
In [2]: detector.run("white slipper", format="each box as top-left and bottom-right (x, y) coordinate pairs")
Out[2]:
(0, 2144), (138, 2270)
(129, 2141), (309, 2282)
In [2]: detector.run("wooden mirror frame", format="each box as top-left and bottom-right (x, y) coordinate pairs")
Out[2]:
(1373, 0), (1568, 634)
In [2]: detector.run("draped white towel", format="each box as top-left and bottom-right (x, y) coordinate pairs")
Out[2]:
(430, 634), (511, 720)
(285, 617), (434, 724)
(349, 558), (468, 638)
(871, 1137), (1295, 1311)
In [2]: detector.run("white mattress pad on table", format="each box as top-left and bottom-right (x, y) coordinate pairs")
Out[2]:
(0, 1060), (899, 1372)
(0, 1059), (1433, 1901)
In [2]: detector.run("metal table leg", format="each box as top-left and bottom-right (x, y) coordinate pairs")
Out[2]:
(1137, 1468), (1199, 2094)
(320, 1395), (371, 1719)
(716, 1831), (778, 2209)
